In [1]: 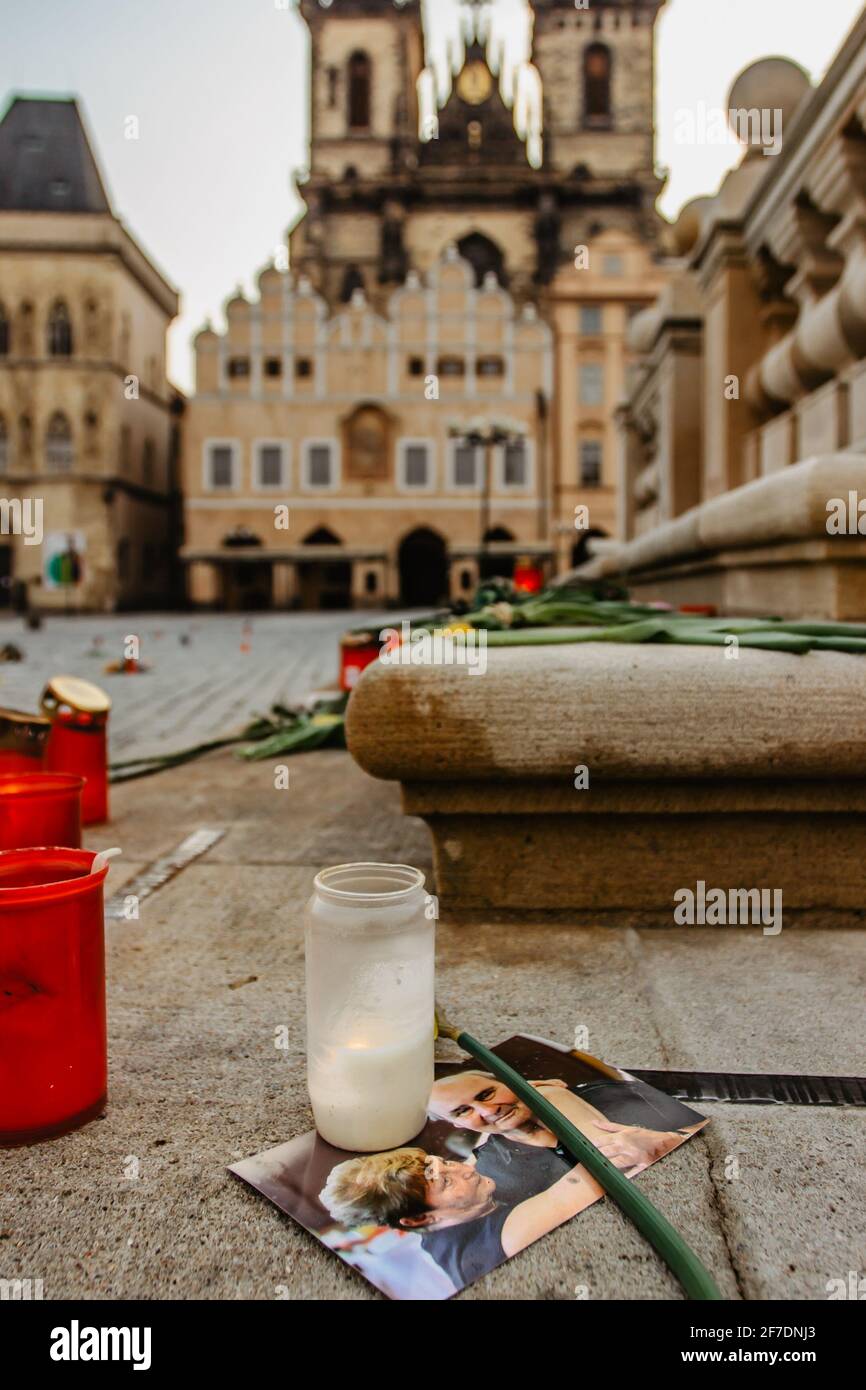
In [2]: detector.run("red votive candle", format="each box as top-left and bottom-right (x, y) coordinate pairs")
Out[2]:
(0, 847), (109, 1146)
(0, 773), (84, 851)
(41, 677), (112, 827)
(0, 708), (52, 775)
(340, 632), (382, 691)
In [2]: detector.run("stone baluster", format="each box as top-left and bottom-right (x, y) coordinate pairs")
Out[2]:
(809, 125), (866, 361)
(757, 200), (844, 406)
(754, 125), (866, 408)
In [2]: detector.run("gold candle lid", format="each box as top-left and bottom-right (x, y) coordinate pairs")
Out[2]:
(41, 675), (112, 716)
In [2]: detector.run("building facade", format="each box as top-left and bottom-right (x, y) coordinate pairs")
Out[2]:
(183, 0), (670, 608)
(186, 249), (551, 610)
(0, 97), (180, 612)
(600, 17), (866, 618)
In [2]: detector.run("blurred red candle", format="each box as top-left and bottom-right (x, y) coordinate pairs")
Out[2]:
(0, 708), (52, 775)
(41, 676), (112, 826)
(0, 773), (84, 851)
(513, 559), (544, 594)
(340, 631), (382, 691)
(0, 847), (110, 1146)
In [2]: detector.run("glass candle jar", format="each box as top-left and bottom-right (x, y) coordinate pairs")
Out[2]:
(305, 863), (434, 1153)
(0, 847), (110, 1146)
(0, 773), (84, 851)
(41, 677), (111, 826)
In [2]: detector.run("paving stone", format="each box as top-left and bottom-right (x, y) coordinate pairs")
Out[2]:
(0, 611), (383, 761)
(1, 741), (862, 1302)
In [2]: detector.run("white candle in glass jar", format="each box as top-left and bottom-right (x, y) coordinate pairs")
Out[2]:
(308, 1026), (433, 1152)
(305, 864), (434, 1153)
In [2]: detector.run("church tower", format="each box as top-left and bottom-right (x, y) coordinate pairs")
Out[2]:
(300, 0), (424, 183)
(292, 0), (425, 307)
(532, 0), (665, 207)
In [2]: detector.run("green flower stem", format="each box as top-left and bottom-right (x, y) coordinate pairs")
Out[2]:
(456, 1028), (724, 1301)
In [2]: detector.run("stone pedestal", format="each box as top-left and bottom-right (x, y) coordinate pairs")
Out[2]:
(347, 640), (866, 922)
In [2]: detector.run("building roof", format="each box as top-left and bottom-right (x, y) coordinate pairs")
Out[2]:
(0, 95), (111, 214)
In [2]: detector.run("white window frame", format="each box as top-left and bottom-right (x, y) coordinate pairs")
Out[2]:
(202, 438), (241, 492)
(579, 362), (605, 408)
(253, 439), (290, 492)
(579, 304), (604, 336)
(301, 437), (341, 493)
(495, 436), (535, 494)
(579, 438), (604, 487)
(397, 438), (435, 493)
(446, 438), (483, 492)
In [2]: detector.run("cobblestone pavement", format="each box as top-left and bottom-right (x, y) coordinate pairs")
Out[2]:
(0, 611), (396, 762)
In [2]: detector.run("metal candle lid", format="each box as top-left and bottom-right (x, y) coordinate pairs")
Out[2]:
(41, 676), (112, 716)
(0, 706), (52, 755)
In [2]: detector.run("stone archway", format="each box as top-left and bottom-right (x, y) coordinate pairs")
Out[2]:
(220, 528), (271, 611)
(399, 528), (448, 607)
(481, 526), (516, 580)
(298, 526), (351, 611)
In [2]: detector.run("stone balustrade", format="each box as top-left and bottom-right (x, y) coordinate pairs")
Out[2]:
(611, 15), (866, 618)
(572, 455), (866, 618)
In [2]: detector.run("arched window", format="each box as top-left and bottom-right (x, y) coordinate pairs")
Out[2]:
(18, 302), (34, 357)
(339, 264), (365, 304)
(584, 43), (612, 125)
(19, 414), (33, 463)
(84, 297), (101, 351)
(45, 412), (74, 472)
(457, 232), (508, 288)
(0, 416), (8, 474)
(48, 300), (73, 357)
(303, 526), (342, 547)
(348, 51), (371, 130)
(222, 526), (263, 549)
(0, 305), (8, 357)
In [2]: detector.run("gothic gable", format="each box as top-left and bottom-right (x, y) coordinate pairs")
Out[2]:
(421, 42), (528, 170)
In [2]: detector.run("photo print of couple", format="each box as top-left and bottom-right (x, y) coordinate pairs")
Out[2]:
(231, 1034), (707, 1300)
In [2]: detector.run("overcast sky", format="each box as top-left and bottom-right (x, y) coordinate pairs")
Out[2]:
(2, 0), (863, 391)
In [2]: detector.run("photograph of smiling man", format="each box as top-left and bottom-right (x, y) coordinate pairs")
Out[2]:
(230, 1036), (706, 1300)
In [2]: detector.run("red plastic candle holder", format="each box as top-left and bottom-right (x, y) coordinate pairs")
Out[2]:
(0, 848), (109, 1146)
(0, 773), (84, 851)
(44, 712), (109, 826)
(41, 678), (111, 827)
(340, 637), (382, 691)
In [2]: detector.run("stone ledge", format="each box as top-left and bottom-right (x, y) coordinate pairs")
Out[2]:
(347, 642), (866, 918)
(347, 642), (866, 783)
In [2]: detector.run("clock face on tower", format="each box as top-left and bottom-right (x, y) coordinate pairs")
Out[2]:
(457, 61), (493, 106)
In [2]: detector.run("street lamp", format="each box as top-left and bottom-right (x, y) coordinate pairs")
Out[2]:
(449, 417), (526, 579)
